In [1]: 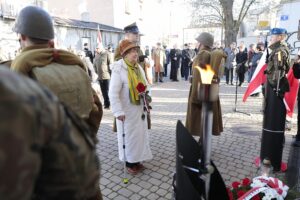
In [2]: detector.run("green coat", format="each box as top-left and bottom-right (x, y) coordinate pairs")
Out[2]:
(185, 47), (223, 137)
(94, 50), (112, 80)
(0, 67), (102, 199)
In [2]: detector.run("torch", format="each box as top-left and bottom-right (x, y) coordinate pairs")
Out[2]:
(196, 64), (218, 200)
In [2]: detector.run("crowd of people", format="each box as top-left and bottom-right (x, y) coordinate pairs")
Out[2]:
(1, 4), (300, 200)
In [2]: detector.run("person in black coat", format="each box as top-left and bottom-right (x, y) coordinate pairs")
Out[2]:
(170, 44), (181, 81)
(84, 43), (94, 63)
(235, 44), (248, 86)
(181, 43), (196, 81)
(163, 45), (170, 77)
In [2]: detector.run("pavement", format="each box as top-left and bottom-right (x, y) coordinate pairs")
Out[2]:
(96, 78), (297, 200)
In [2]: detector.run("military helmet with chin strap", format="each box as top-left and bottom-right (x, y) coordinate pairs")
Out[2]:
(13, 6), (54, 40)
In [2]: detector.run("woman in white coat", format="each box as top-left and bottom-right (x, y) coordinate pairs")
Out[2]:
(109, 40), (153, 175)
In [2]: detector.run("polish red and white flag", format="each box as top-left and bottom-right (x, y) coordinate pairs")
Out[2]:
(243, 50), (268, 102)
(97, 25), (102, 48)
(243, 50), (299, 117)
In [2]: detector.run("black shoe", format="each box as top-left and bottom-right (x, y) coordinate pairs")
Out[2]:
(104, 106), (110, 109)
(230, 83), (234, 85)
(159, 80), (163, 83)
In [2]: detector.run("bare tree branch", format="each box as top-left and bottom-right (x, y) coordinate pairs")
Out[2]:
(237, 0), (247, 24)
(237, 0), (256, 28)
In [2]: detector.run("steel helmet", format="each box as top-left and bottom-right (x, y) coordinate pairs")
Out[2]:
(13, 6), (54, 40)
(195, 32), (214, 48)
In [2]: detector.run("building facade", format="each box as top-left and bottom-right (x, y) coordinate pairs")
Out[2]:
(0, 0), (123, 59)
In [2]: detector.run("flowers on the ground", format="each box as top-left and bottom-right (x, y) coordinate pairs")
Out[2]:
(227, 176), (289, 200)
(227, 178), (252, 200)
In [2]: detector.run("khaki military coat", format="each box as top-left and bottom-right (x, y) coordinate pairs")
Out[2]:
(185, 47), (223, 137)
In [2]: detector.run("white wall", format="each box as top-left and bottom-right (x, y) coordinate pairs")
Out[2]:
(277, 1), (300, 33)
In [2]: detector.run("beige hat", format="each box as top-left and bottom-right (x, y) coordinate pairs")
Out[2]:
(196, 32), (214, 48)
(119, 39), (140, 56)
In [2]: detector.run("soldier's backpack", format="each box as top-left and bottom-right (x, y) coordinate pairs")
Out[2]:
(31, 63), (93, 119)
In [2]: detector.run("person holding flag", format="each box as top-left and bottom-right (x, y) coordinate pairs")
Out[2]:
(245, 28), (290, 172)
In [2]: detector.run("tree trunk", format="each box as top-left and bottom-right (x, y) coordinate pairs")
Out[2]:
(224, 26), (238, 48)
(220, 0), (238, 47)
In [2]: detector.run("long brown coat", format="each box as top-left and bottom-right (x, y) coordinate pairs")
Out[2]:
(153, 48), (166, 73)
(185, 47), (223, 137)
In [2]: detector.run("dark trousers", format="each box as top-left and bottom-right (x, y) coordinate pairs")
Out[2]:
(181, 64), (184, 78)
(170, 64), (179, 81)
(183, 64), (190, 81)
(225, 68), (233, 84)
(99, 79), (110, 108)
(155, 72), (164, 82)
(261, 82), (286, 171)
(238, 72), (245, 85)
(164, 63), (168, 77)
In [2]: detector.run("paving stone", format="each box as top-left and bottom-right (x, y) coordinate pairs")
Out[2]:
(100, 177), (111, 186)
(128, 184), (142, 193)
(130, 194), (142, 200)
(165, 191), (173, 199)
(140, 189), (151, 197)
(157, 188), (168, 196)
(150, 185), (159, 193)
(159, 182), (170, 190)
(148, 177), (162, 186)
(147, 193), (159, 200)
(150, 172), (163, 179)
(117, 188), (133, 198)
(101, 188), (112, 196)
(107, 192), (118, 199)
(139, 180), (152, 189)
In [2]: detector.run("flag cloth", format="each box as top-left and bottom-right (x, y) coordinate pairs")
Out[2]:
(284, 68), (299, 117)
(243, 50), (299, 117)
(242, 50), (268, 102)
(97, 25), (102, 48)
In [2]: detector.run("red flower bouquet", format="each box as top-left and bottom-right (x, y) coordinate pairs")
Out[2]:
(136, 82), (146, 93)
(136, 82), (152, 114)
(228, 178), (251, 199)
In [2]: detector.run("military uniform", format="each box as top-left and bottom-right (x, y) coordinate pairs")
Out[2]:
(114, 22), (145, 66)
(186, 32), (223, 137)
(261, 28), (290, 171)
(265, 41), (290, 95)
(0, 67), (101, 200)
(94, 49), (112, 108)
(12, 6), (102, 136)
